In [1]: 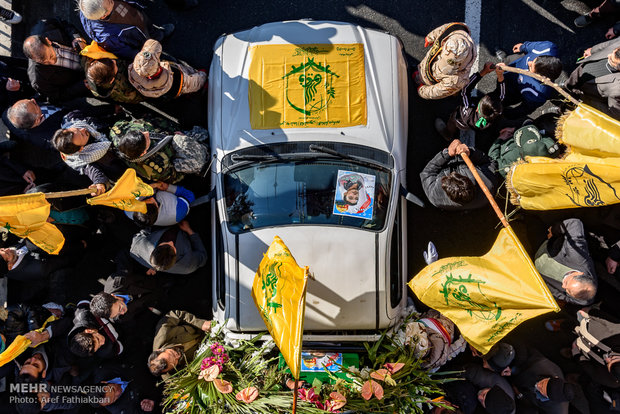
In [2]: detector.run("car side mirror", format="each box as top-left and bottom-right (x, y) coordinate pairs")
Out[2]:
(400, 186), (425, 208)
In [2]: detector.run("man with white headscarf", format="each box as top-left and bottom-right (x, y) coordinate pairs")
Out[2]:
(416, 22), (477, 100)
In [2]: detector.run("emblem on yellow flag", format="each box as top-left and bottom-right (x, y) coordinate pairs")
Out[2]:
(252, 236), (309, 379)
(0, 193), (64, 254)
(249, 43), (367, 129)
(87, 169), (154, 212)
(409, 227), (559, 354)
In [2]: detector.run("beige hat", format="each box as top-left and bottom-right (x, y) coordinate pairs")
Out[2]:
(128, 39), (173, 98)
(436, 32), (474, 75)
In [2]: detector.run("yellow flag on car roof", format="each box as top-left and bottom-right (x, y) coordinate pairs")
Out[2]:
(252, 236), (309, 379)
(409, 227), (559, 354)
(87, 169), (154, 213)
(0, 193), (64, 254)
(508, 104), (620, 210)
(248, 43), (367, 129)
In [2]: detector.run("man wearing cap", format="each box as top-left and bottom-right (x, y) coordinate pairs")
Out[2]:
(482, 342), (516, 376)
(128, 39), (206, 100)
(534, 218), (598, 306)
(78, 0), (175, 60)
(488, 125), (560, 177)
(416, 22), (477, 100)
(464, 363), (516, 414)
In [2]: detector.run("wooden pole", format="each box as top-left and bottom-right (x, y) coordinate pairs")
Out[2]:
(292, 378), (298, 414)
(44, 188), (93, 199)
(498, 65), (581, 106)
(460, 152), (510, 229)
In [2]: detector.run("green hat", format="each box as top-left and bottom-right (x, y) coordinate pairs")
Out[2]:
(514, 125), (559, 158)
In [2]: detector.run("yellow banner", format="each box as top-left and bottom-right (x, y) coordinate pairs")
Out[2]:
(248, 43), (367, 129)
(508, 157), (620, 210)
(559, 104), (620, 158)
(252, 236), (309, 378)
(87, 169), (153, 212)
(409, 227), (559, 354)
(80, 41), (118, 60)
(0, 193), (64, 254)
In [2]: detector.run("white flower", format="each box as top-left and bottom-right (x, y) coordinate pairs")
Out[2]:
(359, 367), (371, 380)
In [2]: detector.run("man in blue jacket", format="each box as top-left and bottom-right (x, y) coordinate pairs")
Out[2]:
(78, 0), (174, 60)
(496, 41), (563, 119)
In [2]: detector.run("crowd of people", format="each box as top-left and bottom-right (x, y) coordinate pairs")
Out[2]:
(0, 0), (619, 413)
(413, 5), (620, 414)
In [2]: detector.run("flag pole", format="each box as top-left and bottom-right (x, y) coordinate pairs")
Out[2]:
(499, 65), (580, 106)
(44, 188), (93, 199)
(460, 153), (510, 229)
(292, 378), (298, 414)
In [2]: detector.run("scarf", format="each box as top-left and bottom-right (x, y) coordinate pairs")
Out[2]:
(61, 120), (112, 169)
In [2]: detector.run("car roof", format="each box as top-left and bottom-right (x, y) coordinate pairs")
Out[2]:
(210, 20), (404, 155)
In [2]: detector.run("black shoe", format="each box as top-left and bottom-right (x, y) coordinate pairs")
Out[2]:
(151, 23), (175, 41)
(494, 48), (507, 62)
(574, 14), (592, 28)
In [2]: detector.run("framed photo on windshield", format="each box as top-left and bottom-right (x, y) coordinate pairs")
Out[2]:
(333, 170), (375, 219)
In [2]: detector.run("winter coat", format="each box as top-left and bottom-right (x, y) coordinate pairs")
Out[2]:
(28, 18), (89, 103)
(488, 127), (560, 177)
(420, 147), (499, 211)
(418, 22), (476, 100)
(79, 0), (150, 60)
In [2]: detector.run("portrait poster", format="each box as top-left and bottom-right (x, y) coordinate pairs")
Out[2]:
(300, 352), (343, 372)
(332, 170), (375, 219)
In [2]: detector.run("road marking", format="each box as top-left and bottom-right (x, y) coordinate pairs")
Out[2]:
(465, 0), (482, 73)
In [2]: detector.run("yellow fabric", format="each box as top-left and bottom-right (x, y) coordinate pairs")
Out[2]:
(87, 169), (154, 212)
(248, 43), (367, 129)
(560, 104), (620, 158)
(0, 315), (58, 367)
(80, 41), (118, 60)
(509, 104), (620, 210)
(409, 227), (559, 354)
(0, 193), (64, 254)
(252, 236), (309, 378)
(509, 157), (620, 210)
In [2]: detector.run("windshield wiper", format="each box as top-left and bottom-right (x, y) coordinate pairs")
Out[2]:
(230, 154), (279, 162)
(309, 144), (385, 169)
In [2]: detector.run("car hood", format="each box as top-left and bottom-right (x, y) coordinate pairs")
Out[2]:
(210, 20), (401, 155)
(233, 226), (379, 332)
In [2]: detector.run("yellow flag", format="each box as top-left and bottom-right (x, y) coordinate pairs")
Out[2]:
(409, 227), (559, 354)
(558, 104), (620, 158)
(87, 169), (154, 212)
(508, 157), (620, 210)
(0, 315), (58, 367)
(508, 104), (620, 210)
(248, 43), (367, 129)
(80, 41), (118, 60)
(0, 193), (64, 254)
(252, 236), (309, 379)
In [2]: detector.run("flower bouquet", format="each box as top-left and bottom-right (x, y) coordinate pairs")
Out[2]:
(162, 316), (455, 413)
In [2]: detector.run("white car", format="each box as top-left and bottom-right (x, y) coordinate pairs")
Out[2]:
(208, 20), (415, 342)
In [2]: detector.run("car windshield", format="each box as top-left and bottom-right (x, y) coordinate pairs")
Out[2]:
(224, 159), (391, 233)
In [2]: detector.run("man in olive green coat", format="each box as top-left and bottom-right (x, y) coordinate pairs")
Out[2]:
(148, 310), (211, 380)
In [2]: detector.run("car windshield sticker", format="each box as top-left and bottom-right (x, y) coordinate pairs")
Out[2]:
(332, 170), (375, 219)
(248, 44), (367, 129)
(300, 352), (343, 372)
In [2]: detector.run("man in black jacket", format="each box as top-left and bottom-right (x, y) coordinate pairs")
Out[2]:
(23, 18), (89, 103)
(420, 139), (499, 211)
